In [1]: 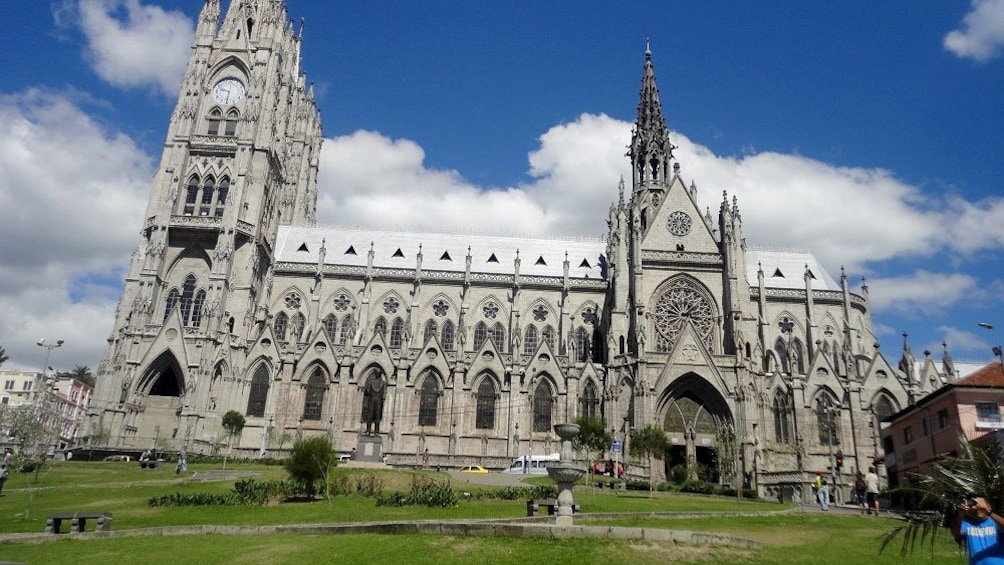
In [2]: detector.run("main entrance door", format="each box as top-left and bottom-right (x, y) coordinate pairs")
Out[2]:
(660, 373), (731, 483)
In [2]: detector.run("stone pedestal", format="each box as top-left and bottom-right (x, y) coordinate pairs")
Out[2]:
(356, 434), (383, 462)
(547, 423), (584, 527)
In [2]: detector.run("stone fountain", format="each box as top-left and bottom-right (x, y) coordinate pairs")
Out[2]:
(547, 422), (585, 527)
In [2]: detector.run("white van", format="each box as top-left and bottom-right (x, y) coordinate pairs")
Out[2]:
(503, 453), (560, 475)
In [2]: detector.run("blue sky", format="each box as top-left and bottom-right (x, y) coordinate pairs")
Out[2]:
(1, 0), (1003, 372)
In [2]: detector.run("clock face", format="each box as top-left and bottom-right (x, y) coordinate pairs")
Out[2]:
(212, 79), (245, 105)
(667, 211), (693, 237)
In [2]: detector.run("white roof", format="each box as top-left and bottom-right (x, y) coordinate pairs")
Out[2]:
(275, 226), (607, 279)
(744, 248), (839, 291)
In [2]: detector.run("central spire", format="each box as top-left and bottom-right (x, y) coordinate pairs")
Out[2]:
(630, 44), (674, 193)
(635, 42), (667, 138)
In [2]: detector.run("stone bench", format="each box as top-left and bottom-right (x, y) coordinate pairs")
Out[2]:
(45, 512), (113, 534)
(525, 499), (580, 517)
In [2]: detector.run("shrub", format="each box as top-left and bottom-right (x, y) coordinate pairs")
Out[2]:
(148, 479), (293, 507)
(472, 485), (558, 501)
(284, 436), (334, 498)
(375, 476), (458, 508)
(355, 473), (384, 498)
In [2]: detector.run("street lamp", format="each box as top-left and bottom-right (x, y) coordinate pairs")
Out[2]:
(35, 338), (64, 402)
(977, 323), (1004, 368)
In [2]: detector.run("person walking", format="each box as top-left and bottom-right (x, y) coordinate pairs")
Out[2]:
(951, 494), (1004, 564)
(815, 470), (829, 511)
(865, 466), (881, 515)
(0, 464), (8, 496)
(853, 471), (868, 514)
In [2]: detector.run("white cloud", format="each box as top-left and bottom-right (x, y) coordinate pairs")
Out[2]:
(0, 89), (152, 372)
(866, 270), (981, 315)
(77, 0), (194, 95)
(944, 0), (1004, 61)
(923, 325), (992, 359)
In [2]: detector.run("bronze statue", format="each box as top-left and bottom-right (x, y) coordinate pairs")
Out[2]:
(362, 373), (386, 435)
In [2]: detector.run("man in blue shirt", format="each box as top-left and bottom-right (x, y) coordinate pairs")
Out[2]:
(952, 494), (1004, 565)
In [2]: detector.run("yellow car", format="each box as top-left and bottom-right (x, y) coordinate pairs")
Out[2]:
(458, 465), (489, 474)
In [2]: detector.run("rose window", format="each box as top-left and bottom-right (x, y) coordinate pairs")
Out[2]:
(482, 302), (499, 319)
(532, 305), (548, 322)
(653, 278), (714, 352)
(433, 299), (448, 317)
(383, 297), (399, 314)
(333, 294), (350, 311)
(284, 292), (301, 309)
(666, 211), (693, 237)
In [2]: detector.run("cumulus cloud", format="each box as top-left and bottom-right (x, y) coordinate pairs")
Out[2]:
(866, 270), (982, 316)
(944, 0), (1004, 61)
(76, 0), (194, 95)
(923, 325), (993, 360)
(0, 90), (152, 371)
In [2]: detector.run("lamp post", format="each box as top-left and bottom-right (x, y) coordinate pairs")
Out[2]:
(978, 323), (1004, 368)
(35, 338), (64, 401)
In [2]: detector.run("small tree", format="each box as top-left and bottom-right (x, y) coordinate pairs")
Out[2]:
(284, 435), (335, 499)
(220, 410), (246, 469)
(0, 403), (61, 519)
(630, 424), (670, 497)
(573, 416), (611, 482)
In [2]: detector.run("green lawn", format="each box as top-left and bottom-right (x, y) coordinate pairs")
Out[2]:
(0, 461), (967, 564)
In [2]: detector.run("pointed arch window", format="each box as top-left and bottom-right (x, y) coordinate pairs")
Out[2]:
(580, 380), (598, 420)
(423, 320), (438, 346)
(373, 317), (387, 338)
(442, 321), (456, 351)
(791, 339), (806, 374)
(390, 318), (404, 349)
(183, 176), (199, 215)
(815, 394), (841, 446)
(476, 378), (496, 429)
(490, 322), (506, 351)
(773, 391), (792, 444)
(180, 274), (197, 324)
(774, 338), (790, 373)
(574, 327), (590, 362)
(302, 367), (326, 421)
(418, 375), (439, 426)
(246, 365), (269, 417)
(224, 109), (239, 136)
(215, 177), (230, 217)
(207, 108), (222, 136)
(164, 288), (181, 321)
(532, 379), (554, 433)
(323, 314), (338, 343)
(274, 312), (289, 341)
(339, 315), (352, 345)
(200, 177), (215, 216)
(473, 322), (488, 351)
(523, 325), (539, 356)
(290, 312), (306, 343)
(191, 289), (207, 327)
(542, 326), (556, 352)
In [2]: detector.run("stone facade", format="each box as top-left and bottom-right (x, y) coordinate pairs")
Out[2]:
(88, 0), (955, 497)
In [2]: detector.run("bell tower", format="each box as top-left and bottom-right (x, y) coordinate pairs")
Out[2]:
(90, 0), (322, 448)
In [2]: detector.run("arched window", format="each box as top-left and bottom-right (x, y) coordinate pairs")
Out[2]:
(373, 317), (387, 338)
(791, 339), (806, 374)
(532, 379), (553, 433)
(418, 375), (439, 426)
(542, 326), (556, 352)
(774, 338), (790, 373)
(274, 312), (288, 341)
(574, 327), (589, 362)
(215, 177), (229, 217)
(423, 320), (438, 346)
(191, 289), (207, 327)
(323, 314), (338, 343)
(873, 394), (896, 422)
(224, 109), (239, 136)
(207, 108), (222, 136)
(773, 391), (792, 444)
(476, 378), (496, 429)
(339, 315), (352, 344)
(473, 322), (488, 351)
(302, 367), (326, 421)
(180, 274), (197, 324)
(815, 394), (840, 446)
(183, 176), (199, 215)
(246, 365), (269, 417)
(290, 312), (306, 342)
(441, 321), (455, 351)
(523, 325), (539, 356)
(389, 318), (404, 349)
(491, 322), (506, 351)
(200, 177), (215, 216)
(580, 380), (598, 420)
(652, 277), (715, 352)
(164, 288), (181, 321)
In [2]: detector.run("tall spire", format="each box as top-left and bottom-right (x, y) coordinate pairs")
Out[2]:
(629, 42), (675, 192)
(635, 41), (668, 140)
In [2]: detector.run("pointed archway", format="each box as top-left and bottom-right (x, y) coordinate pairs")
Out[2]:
(134, 351), (186, 449)
(659, 372), (732, 483)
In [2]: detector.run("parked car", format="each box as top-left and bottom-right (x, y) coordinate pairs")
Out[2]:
(458, 465), (489, 474)
(338, 455), (351, 463)
(103, 455), (131, 462)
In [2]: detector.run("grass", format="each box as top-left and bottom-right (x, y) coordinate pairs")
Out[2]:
(0, 461), (968, 564)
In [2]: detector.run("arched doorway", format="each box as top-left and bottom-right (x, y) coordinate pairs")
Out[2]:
(660, 372), (732, 483)
(135, 352), (186, 449)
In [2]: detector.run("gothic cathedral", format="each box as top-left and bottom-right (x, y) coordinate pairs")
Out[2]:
(90, 0), (947, 498)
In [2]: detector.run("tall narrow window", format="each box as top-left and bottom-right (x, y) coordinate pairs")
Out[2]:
(542, 326), (556, 352)
(815, 395), (840, 446)
(274, 312), (288, 341)
(523, 325), (539, 356)
(773, 391), (792, 444)
(418, 375), (439, 426)
(473, 322), (488, 351)
(491, 322), (506, 351)
(791, 339), (806, 374)
(200, 177), (215, 216)
(215, 177), (229, 217)
(339, 315), (352, 344)
(390, 318), (404, 349)
(207, 108), (222, 136)
(302, 367), (326, 421)
(574, 327), (589, 362)
(290, 312), (305, 343)
(180, 274), (197, 324)
(224, 109), (239, 136)
(373, 317), (387, 338)
(323, 314), (338, 343)
(580, 381), (598, 420)
(191, 289), (207, 327)
(533, 379), (553, 433)
(423, 320), (438, 346)
(246, 365), (269, 417)
(164, 288), (181, 321)
(774, 339), (790, 373)
(184, 176), (199, 215)
(476, 378), (496, 429)
(441, 321), (455, 351)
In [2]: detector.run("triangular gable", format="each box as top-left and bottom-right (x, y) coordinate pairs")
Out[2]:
(410, 336), (455, 387)
(640, 174), (719, 254)
(524, 344), (566, 394)
(466, 338), (506, 387)
(653, 320), (731, 398)
(245, 325), (283, 374)
(354, 333), (396, 383)
(138, 307), (194, 376)
(295, 324), (337, 382)
(859, 352), (911, 408)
